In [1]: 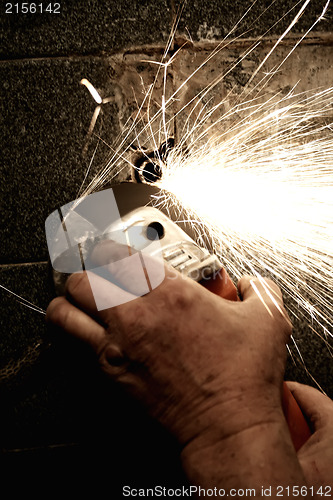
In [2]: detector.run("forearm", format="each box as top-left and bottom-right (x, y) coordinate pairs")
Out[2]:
(180, 407), (309, 498)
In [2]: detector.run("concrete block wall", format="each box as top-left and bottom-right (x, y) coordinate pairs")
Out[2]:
(0, 0), (332, 491)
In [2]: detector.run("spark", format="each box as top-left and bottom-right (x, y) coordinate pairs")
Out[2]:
(250, 279), (274, 318)
(80, 78), (103, 104)
(154, 87), (333, 342)
(0, 284), (46, 315)
(76, 1), (333, 357)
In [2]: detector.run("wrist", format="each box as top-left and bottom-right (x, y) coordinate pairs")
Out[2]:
(165, 380), (284, 447)
(179, 402), (307, 494)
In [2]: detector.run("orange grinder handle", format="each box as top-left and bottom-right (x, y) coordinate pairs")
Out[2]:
(200, 268), (312, 451)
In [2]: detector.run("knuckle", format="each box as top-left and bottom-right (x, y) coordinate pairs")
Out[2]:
(108, 298), (151, 337)
(66, 271), (87, 296)
(98, 342), (128, 377)
(46, 297), (70, 328)
(125, 300), (152, 333)
(46, 296), (65, 320)
(162, 276), (194, 311)
(239, 275), (252, 286)
(238, 274), (254, 290)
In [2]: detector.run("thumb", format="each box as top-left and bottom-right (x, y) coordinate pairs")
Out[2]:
(238, 275), (292, 333)
(286, 381), (333, 431)
(238, 275), (283, 304)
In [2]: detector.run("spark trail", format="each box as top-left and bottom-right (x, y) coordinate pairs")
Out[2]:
(155, 87), (333, 343)
(80, 0), (333, 356)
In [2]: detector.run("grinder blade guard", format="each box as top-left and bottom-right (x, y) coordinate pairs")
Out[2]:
(102, 207), (222, 282)
(48, 194), (222, 296)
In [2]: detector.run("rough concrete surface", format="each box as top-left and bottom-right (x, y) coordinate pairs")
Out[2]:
(0, 0), (332, 491)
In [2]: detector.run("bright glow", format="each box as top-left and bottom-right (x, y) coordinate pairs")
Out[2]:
(154, 87), (333, 340)
(78, 2), (333, 358)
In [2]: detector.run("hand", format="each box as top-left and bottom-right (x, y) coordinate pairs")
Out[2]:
(47, 258), (313, 491)
(287, 381), (333, 489)
(46, 261), (292, 447)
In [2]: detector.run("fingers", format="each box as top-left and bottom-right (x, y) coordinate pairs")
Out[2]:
(90, 239), (165, 297)
(286, 381), (333, 430)
(91, 239), (131, 264)
(65, 271), (138, 316)
(46, 295), (106, 352)
(64, 243), (176, 320)
(91, 240), (149, 296)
